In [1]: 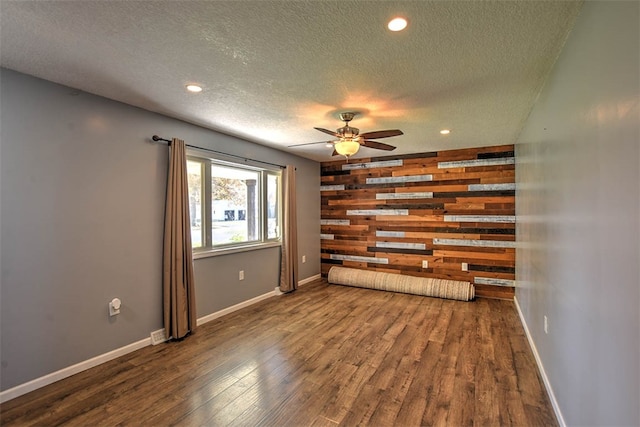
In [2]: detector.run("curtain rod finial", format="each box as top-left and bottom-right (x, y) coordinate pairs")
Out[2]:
(152, 135), (172, 144)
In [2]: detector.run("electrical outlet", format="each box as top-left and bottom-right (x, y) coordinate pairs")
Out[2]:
(544, 316), (549, 334)
(302, 255), (306, 263)
(422, 260), (429, 268)
(239, 270), (244, 281)
(461, 262), (468, 271)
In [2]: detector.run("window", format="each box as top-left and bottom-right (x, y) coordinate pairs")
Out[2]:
(187, 154), (281, 254)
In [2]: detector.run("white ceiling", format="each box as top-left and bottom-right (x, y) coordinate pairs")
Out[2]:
(0, 0), (582, 162)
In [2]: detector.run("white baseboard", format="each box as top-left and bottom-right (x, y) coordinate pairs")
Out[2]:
(0, 337), (150, 404)
(1, 288), (279, 404)
(273, 273), (322, 294)
(196, 289), (277, 326)
(298, 274), (321, 286)
(514, 296), (566, 427)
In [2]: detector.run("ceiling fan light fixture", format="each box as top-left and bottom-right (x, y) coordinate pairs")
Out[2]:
(388, 17), (408, 32)
(334, 139), (360, 158)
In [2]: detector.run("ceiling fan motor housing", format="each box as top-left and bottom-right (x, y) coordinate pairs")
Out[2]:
(338, 125), (359, 138)
(338, 112), (360, 138)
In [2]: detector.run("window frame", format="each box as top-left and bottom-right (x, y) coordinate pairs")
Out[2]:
(187, 151), (282, 258)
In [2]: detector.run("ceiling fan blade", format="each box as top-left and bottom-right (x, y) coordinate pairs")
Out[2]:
(362, 140), (397, 151)
(359, 129), (403, 139)
(288, 140), (333, 147)
(314, 127), (340, 137)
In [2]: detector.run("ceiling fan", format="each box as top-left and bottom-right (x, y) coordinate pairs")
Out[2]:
(290, 112), (403, 158)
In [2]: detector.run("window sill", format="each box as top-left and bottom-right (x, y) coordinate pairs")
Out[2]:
(193, 241), (281, 259)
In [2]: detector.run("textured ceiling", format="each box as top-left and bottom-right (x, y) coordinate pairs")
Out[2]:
(0, 1), (582, 161)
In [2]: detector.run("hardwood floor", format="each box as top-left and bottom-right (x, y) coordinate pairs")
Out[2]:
(1, 280), (557, 426)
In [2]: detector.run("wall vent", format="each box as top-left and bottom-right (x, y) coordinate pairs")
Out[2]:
(150, 329), (167, 345)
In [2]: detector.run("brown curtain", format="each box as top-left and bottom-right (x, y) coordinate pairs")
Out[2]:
(163, 138), (197, 339)
(279, 165), (298, 293)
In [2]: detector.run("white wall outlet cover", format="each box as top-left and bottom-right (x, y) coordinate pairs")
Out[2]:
(461, 262), (468, 271)
(544, 315), (549, 334)
(422, 260), (429, 268)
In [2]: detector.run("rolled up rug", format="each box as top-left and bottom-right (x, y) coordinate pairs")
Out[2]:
(328, 266), (475, 302)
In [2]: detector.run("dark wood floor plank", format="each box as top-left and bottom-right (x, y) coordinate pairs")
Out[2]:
(451, 333), (478, 424)
(394, 339), (445, 426)
(0, 279), (557, 427)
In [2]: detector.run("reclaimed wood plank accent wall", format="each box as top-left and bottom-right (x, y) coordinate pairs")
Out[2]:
(320, 144), (515, 299)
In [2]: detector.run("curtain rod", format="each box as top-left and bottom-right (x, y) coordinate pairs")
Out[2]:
(151, 135), (285, 169)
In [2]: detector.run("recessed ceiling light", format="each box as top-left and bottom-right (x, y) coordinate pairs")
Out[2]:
(388, 17), (408, 32)
(440, 129), (451, 135)
(186, 84), (202, 93)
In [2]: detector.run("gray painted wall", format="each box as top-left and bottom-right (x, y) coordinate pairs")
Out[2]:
(515, 2), (639, 426)
(0, 69), (320, 391)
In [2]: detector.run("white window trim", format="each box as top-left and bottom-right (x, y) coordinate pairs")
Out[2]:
(193, 240), (281, 259)
(187, 151), (282, 257)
